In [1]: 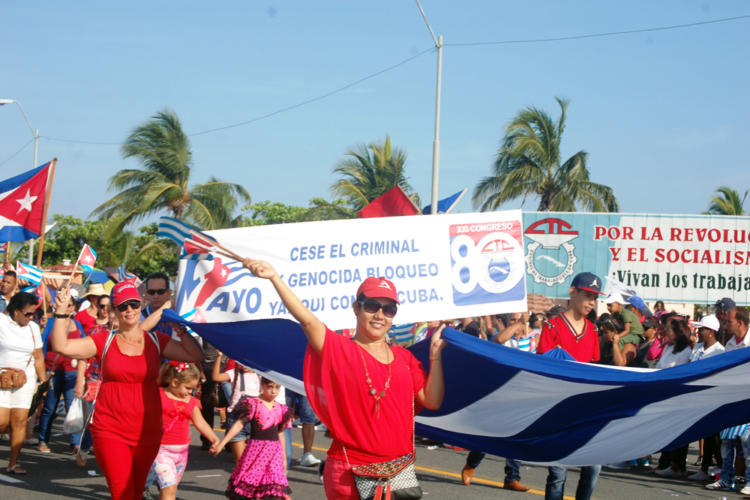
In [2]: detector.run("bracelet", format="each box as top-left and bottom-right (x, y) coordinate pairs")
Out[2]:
(53, 313), (71, 319)
(430, 357), (442, 362)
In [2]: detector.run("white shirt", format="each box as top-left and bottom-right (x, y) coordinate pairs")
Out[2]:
(656, 344), (692, 369)
(0, 313), (42, 375)
(725, 331), (750, 352)
(689, 341), (726, 362)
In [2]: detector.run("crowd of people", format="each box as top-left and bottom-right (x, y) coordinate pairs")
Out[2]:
(1, 257), (749, 499)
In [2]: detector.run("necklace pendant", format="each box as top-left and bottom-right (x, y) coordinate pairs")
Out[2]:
(380, 391), (386, 398)
(369, 388), (377, 396)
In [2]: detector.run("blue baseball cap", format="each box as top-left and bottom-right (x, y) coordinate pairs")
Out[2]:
(626, 295), (647, 311)
(570, 272), (605, 295)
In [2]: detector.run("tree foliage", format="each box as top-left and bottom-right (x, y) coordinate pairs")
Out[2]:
(705, 186), (747, 216)
(30, 215), (178, 278)
(473, 97), (618, 212)
(330, 135), (419, 212)
(91, 109), (250, 234)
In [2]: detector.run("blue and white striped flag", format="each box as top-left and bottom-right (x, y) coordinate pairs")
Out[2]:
(157, 216), (218, 260)
(388, 323), (416, 346)
(163, 310), (750, 466)
(16, 261), (43, 285)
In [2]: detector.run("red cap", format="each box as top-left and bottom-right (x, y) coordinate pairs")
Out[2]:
(111, 281), (142, 306)
(356, 277), (399, 304)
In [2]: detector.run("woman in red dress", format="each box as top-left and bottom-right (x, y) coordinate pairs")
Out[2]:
(243, 258), (447, 499)
(50, 281), (203, 500)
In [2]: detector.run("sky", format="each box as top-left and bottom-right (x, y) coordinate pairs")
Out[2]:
(2, 1), (749, 222)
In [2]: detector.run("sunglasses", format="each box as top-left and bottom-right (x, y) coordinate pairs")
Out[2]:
(23, 311), (35, 318)
(146, 288), (169, 295)
(116, 301), (141, 312)
(358, 299), (398, 318)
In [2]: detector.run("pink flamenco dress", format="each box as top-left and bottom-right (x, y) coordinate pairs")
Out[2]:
(226, 397), (293, 500)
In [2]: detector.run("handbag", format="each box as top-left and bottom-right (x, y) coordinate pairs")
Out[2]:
(1, 334), (35, 389)
(348, 452), (422, 500)
(343, 398), (422, 500)
(0, 368), (27, 389)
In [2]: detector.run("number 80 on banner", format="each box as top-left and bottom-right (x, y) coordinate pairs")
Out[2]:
(449, 224), (526, 306)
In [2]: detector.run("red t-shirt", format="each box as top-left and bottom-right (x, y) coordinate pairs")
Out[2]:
(304, 327), (426, 465)
(74, 309), (97, 335)
(159, 388), (201, 446)
(89, 330), (171, 446)
(537, 313), (600, 363)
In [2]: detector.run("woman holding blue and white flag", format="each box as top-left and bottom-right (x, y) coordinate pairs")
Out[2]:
(243, 257), (446, 500)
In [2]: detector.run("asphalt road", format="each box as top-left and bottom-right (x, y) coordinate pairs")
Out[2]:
(0, 421), (736, 499)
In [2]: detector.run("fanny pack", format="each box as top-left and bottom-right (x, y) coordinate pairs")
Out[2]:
(347, 451), (422, 500)
(0, 368), (27, 389)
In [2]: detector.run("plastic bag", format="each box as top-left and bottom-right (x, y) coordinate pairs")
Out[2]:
(63, 397), (84, 434)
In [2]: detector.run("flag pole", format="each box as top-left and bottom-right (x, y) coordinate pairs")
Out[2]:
(35, 158), (57, 267)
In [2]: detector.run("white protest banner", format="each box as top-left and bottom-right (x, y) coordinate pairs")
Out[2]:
(523, 212), (750, 304)
(176, 210), (527, 330)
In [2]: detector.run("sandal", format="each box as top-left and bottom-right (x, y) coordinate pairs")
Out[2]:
(6, 464), (27, 475)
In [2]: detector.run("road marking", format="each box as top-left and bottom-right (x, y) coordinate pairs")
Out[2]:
(0, 473), (25, 484)
(195, 474), (222, 478)
(288, 442), (574, 499)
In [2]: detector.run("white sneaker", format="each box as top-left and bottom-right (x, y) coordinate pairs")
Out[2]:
(705, 479), (733, 490)
(687, 470), (710, 481)
(299, 452), (321, 467)
(740, 485), (750, 495)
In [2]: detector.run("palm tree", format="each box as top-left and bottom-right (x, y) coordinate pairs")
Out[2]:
(705, 186), (747, 215)
(91, 110), (250, 231)
(330, 135), (419, 212)
(473, 97), (618, 212)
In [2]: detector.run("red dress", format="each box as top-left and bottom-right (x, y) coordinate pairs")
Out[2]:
(304, 327), (426, 465)
(89, 330), (171, 445)
(160, 388), (201, 445)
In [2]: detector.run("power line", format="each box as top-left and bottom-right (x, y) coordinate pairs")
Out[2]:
(188, 46), (434, 137)
(446, 14), (750, 47)
(26, 13), (750, 145)
(41, 135), (119, 145)
(38, 46), (435, 144)
(0, 137), (33, 168)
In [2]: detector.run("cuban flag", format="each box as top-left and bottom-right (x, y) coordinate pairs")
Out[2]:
(162, 310), (750, 466)
(0, 162), (52, 242)
(388, 323), (416, 346)
(157, 216), (217, 260)
(116, 263), (142, 286)
(16, 261), (43, 285)
(0, 242), (8, 254)
(76, 244), (98, 274)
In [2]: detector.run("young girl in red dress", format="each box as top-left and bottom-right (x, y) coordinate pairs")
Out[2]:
(147, 361), (219, 500)
(211, 377), (293, 500)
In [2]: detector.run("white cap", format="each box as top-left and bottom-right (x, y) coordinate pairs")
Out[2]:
(604, 292), (626, 305)
(691, 314), (720, 332)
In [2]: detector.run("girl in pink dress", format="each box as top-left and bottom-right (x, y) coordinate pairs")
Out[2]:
(211, 377), (292, 500)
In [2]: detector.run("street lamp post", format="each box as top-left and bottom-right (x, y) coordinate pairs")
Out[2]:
(1, 98), (40, 263)
(415, 0), (443, 215)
